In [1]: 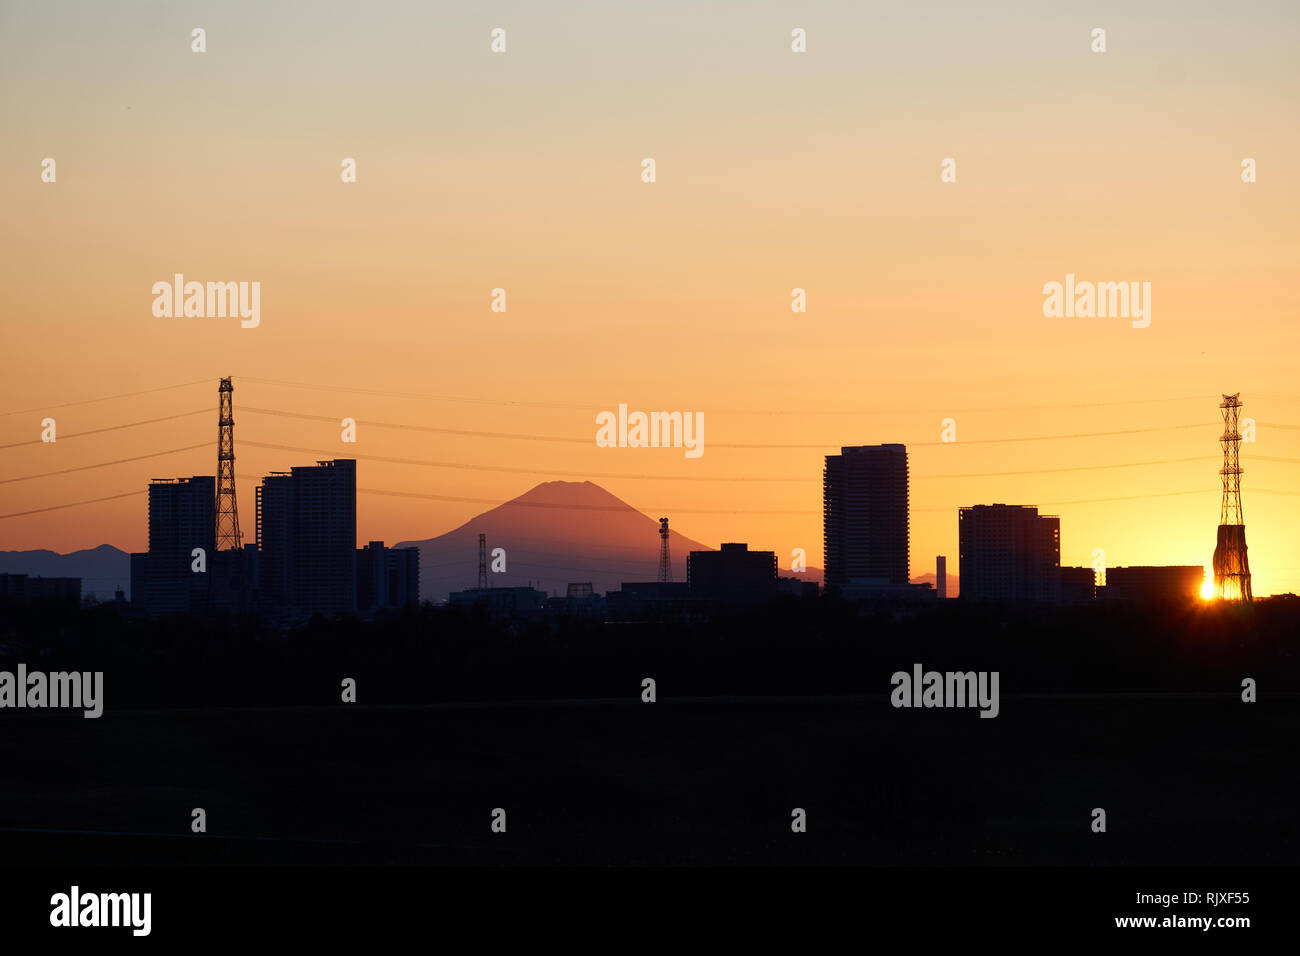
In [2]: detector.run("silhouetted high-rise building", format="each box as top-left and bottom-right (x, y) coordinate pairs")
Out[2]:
(356, 541), (420, 612)
(958, 504), (1060, 603)
(294, 459), (357, 614)
(687, 543), (778, 606)
(130, 476), (215, 615)
(823, 444), (909, 591)
(149, 476), (215, 568)
(255, 473), (293, 608)
(256, 459), (357, 615)
(936, 555), (947, 599)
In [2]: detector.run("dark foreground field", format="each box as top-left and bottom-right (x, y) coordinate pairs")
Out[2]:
(0, 692), (1294, 865)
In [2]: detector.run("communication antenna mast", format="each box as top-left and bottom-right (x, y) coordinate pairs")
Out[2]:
(657, 517), (672, 583)
(215, 377), (242, 550)
(478, 533), (489, 590)
(1212, 393), (1252, 602)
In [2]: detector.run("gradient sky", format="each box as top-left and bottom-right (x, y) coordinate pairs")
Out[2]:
(2, 1), (1299, 594)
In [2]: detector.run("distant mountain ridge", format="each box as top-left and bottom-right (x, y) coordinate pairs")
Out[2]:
(0, 544), (130, 600)
(397, 480), (719, 603)
(4, 482), (840, 607)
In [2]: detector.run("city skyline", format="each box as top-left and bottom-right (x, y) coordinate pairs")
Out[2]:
(2, 0), (1298, 904)
(0, 377), (1295, 595)
(4, 3), (1300, 593)
(3, 374), (1288, 612)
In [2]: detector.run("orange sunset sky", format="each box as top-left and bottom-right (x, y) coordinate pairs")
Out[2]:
(2, 1), (1299, 594)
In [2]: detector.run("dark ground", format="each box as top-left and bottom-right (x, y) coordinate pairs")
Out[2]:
(0, 692), (1293, 865)
(1, 595), (1296, 865)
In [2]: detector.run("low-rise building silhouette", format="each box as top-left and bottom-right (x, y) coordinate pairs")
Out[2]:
(0, 574), (81, 605)
(959, 503), (1061, 603)
(839, 577), (934, 602)
(209, 543), (260, 614)
(1058, 566), (1097, 604)
(777, 576), (819, 599)
(546, 582), (603, 617)
(356, 541), (420, 613)
(1102, 565), (1203, 604)
(604, 581), (693, 622)
(449, 586), (546, 617)
(687, 543), (777, 606)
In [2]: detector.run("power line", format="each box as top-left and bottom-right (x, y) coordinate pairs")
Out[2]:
(236, 375), (1252, 416)
(908, 424), (1220, 448)
(0, 380), (210, 418)
(240, 376), (592, 411)
(354, 486), (813, 515)
(416, 541), (701, 560)
(5, 481), (1297, 523)
(914, 456), (1218, 479)
(0, 410), (210, 450)
(8, 375), (1300, 426)
(241, 406), (589, 444)
(1, 422), (1283, 490)
(914, 490), (1211, 512)
(239, 440), (1268, 482)
(0, 490), (144, 520)
(240, 440), (808, 482)
(0, 435), (1275, 496)
(240, 405), (1222, 449)
(0, 444), (209, 485)
(409, 546), (673, 575)
(354, 485), (1300, 516)
(418, 557), (653, 576)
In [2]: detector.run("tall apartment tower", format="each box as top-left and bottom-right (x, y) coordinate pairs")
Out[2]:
(936, 555), (947, 599)
(822, 444), (910, 591)
(130, 475), (216, 615)
(256, 459), (357, 615)
(958, 504), (1061, 603)
(255, 473), (294, 608)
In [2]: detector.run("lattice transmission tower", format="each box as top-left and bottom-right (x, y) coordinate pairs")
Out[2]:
(1212, 393), (1252, 602)
(478, 533), (489, 589)
(215, 377), (242, 550)
(657, 517), (672, 583)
